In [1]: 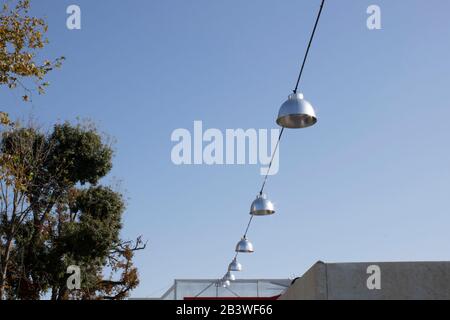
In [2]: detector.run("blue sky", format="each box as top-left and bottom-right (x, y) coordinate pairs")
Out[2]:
(3, 0), (450, 298)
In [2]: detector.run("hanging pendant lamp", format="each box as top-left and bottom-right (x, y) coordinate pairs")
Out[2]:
(250, 193), (275, 216)
(228, 258), (242, 272)
(235, 236), (254, 253)
(276, 93), (317, 129)
(224, 271), (235, 282)
(222, 280), (231, 287)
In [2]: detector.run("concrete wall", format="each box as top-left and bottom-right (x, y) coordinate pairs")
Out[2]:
(279, 261), (450, 300)
(279, 261), (327, 300)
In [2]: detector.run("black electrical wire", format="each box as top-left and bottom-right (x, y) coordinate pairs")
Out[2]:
(243, 215), (254, 238)
(293, 0), (325, 94)
(221, 0), (326, 283)
(259, 127), (284, 195)
(259, 0), (325, 195)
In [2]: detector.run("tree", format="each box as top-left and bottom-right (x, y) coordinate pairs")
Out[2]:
(0, 122), (146, 300)
(0, 125), (48, 298)
(0, 0), (64, 124)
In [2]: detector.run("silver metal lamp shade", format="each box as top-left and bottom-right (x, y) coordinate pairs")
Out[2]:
(235, 237), (254, 253)
(276, 93), (317, 128)
(224, 271), (235, 282)
(228, 258), (242, 272)
(250, 193), (275, 216)
(222, 280), (231, 287)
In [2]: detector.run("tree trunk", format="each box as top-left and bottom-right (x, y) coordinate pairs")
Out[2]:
(51, 287), (58, 300)
(0, 238), (13, 300)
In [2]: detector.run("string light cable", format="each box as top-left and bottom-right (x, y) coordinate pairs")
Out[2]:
(211, 0), (326, 291)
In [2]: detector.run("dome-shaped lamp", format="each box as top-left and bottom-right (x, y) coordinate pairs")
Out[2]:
(228, 258), (242, 272)
(276, 93), (317, 129)
(224, 271), (235, 282)
(235, 236), (254, 253)
(222, 280), (231, 287)
(250, 193), (275, 216)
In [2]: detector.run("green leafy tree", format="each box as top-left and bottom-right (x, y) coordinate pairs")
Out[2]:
(0, 122), (145, 300)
